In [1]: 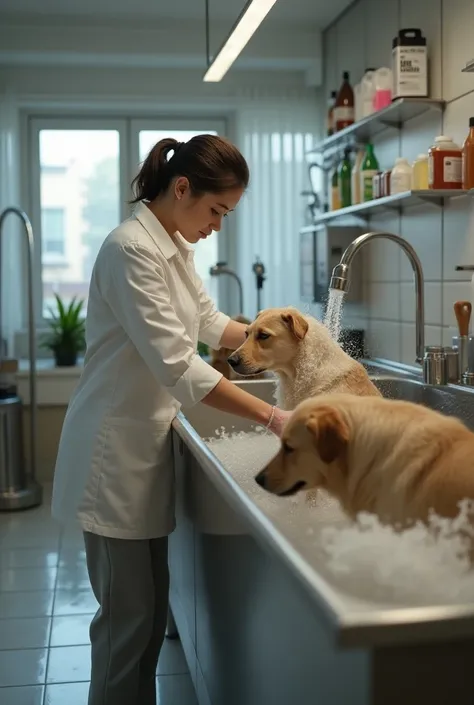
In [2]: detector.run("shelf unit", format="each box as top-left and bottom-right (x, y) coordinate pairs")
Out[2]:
(307, 98), (444, 156)
(301, 190), (468, 229)
(462, 59), (474, 73)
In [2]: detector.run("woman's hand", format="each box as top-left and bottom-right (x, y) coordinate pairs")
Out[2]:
(268, 407), (293, 437)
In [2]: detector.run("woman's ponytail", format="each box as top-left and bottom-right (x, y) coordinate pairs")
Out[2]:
(130, 138), (181, 203)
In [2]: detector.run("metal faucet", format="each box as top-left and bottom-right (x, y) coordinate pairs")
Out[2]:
(330, 231), (425, 365)
(209, 261), (244, 315)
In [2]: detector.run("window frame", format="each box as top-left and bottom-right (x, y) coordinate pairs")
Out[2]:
(25, 114), (232, 330)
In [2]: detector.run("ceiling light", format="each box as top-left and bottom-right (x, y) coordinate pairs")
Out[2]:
(203, 0), (278, 82)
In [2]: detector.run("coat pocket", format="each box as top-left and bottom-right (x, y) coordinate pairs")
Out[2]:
(95, 418), (174, 534)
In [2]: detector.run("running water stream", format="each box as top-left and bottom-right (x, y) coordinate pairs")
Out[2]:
(323, 289), (346, 342)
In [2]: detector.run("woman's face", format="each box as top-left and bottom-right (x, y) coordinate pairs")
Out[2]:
(173, 177), (244, 244)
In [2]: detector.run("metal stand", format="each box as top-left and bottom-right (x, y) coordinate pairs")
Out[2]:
(0, 207), (42, 511)
(252, 257), (266, 313)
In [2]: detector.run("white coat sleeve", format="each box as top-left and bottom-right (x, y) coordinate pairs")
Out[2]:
(105, 243), (223, 408)
(195, 272), (230, 349)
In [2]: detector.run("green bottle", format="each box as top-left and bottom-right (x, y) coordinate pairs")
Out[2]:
(360, 143), (379, 202)
(339, 148), (352, 208)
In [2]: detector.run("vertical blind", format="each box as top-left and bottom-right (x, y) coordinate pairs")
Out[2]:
(235, 101), (318, 318)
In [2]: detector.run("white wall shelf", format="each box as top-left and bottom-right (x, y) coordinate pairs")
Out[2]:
(300, 190), (468, 229)
(462, 59), (474, 73)
(307, 98), (444, 155)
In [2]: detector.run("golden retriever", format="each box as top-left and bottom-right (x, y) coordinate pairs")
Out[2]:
(255, 393), (474, 528)
(228, 307), (379, 410)
(210, 315), (265, 381)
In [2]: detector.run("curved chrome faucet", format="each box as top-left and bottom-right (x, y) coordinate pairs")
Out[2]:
(330, 231), (425, 364)
(209, 261), (244, 315)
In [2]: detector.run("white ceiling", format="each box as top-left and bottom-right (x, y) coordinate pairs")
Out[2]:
(0, 0), (352, 28)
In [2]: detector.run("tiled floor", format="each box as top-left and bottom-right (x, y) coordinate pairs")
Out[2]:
(0, 487), (197, 705)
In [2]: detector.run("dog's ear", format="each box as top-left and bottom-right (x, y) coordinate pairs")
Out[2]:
(281, 311), (309, 340)
(305, 407), (349, 464)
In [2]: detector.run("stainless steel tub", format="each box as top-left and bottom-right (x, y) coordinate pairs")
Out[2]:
(169, 361), (474, 705)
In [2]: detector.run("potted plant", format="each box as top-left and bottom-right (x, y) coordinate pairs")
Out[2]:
(42, 294), (86, 367)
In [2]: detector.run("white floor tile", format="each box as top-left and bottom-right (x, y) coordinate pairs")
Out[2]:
(43, 681), (90, 705)
(0, 617), (51, 650)
(157, 674), (198, 705)
(157, 640), (189, 676)
(0, 685), (44, 705)
(50, 615), (91, 647)
(56, 564), (90, 591)
(53, 589), (97, 616)
(46, 645), (91, 684)
(58, 548), (86, 567)
(0, 548), (59, 570)
(0, 567), (57, 593)
(0, 649), (47, 687)
(0, 591), (54, 619)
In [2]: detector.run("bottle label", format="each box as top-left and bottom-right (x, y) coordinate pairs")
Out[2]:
(361, 170), (378, 201)
(393, 46), (428, 97)
(443, 156), (462, 184)
(334, 106), (354, 124)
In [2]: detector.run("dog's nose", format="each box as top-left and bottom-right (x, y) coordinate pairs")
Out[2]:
(255, 471), (266, 488)
(228, 355), (240, 368)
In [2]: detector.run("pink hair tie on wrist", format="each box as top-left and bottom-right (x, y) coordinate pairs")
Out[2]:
(266, 406), (276, 430)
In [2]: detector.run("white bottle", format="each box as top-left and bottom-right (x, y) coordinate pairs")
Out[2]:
(392, 29), (428, 99)
(373, 67), (393, 111)
(354, 82), (362, 123)
(360, 69), (376, 119)
(390, 158), (412, 194)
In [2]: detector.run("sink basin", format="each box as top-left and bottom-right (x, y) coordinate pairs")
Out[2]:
(369, 372), (474, 430)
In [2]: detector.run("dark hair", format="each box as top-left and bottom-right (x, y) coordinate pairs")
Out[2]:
(130, 134), (249, 203)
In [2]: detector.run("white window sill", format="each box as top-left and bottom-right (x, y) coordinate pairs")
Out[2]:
(16, 359), (84, 406)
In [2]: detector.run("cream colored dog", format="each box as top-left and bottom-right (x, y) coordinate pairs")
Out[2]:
(255, 393), (474, 527)
(228, 307), (379, 410)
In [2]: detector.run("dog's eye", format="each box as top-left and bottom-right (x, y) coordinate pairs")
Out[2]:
(257, 332), (270, 341)
(282, 441), (294, 454)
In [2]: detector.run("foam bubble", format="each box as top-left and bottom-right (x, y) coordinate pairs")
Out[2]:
(205, 431), (474, 608)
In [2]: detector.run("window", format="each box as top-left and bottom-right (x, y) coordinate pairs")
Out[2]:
(29, 117), (228, 324)
(41, 207), (65, 257)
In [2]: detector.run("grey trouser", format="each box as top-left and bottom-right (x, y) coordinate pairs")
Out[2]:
(83, 532), (169, 705)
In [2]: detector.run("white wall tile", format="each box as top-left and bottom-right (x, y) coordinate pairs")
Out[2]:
(442, 325), (459, 347)
(400, 204), (442, 281)
(400, 281), (441, 324)
(324, 25), (338, 96)
(368, 282), (400, 319)
(366, 320), (401, 360)
(442, 196), (474, 281)
(442, 0), (474, 102)
(399, 0), (442, 99)
(442, 90), (474, 149)
(336, 0), (367, 86)
(365, 0), (399, 70)
(401, 323), (441, 364)
(442, 281), (473, 328)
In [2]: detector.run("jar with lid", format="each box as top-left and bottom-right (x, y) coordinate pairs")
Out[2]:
(428, 136), (463, 190)
(390, 158), (412, 194)
(412, 153), (429, 190)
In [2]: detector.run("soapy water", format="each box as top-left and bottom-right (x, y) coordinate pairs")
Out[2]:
(206, 430), (474, 608)
(323, 289), (345, 343)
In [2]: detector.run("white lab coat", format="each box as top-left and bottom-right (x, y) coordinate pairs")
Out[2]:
(51, 202), (229, 539)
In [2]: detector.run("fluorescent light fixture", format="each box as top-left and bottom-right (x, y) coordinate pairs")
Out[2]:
(203, 0), (278, 82)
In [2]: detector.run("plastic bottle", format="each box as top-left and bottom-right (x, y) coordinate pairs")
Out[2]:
(412, 154), (429, 190)
(351, 148), (365, 205)
(373, 68), (393, 111)
(326, 90), (337, 137)
(361, 69), (376, 119)
(331, 166), (341, 210)
(334, 71), (354, 131)
(390, 158), (413, 194)
(392, 29), (428, 99)
(354, 82), (362, 123)
(360, 144), (380, 202)
(339, 148), (352, 208)
(428, 136), (462, 190)
(462, 117), (474, 190)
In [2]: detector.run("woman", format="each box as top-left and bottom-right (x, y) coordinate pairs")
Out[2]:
(52, 134), (291, 705)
